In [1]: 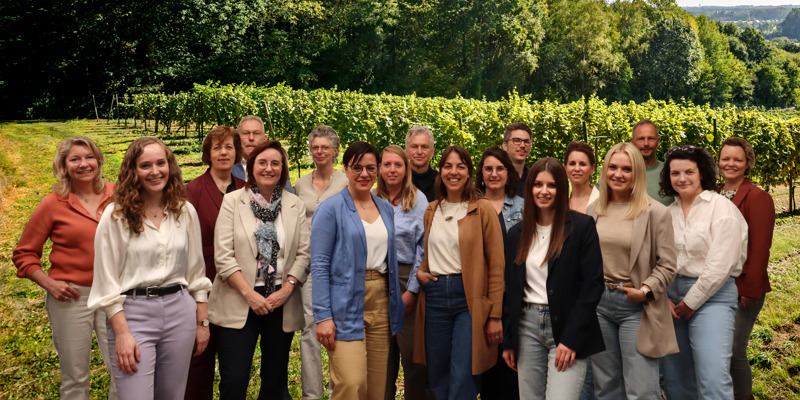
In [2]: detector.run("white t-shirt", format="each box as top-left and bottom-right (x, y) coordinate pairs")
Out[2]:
(428, 201), (468, 276)
(363, 214), (389, 274)
(523, 224), (552, 305)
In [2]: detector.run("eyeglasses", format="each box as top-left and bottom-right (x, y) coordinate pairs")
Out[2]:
(255, 160), (283, 169)
(311, 145), (333, 153)
(666, 145), (696, 155)
(349, 164), (378, 174)
(505, 138), (532, 146)
(483, 166), (507, 174)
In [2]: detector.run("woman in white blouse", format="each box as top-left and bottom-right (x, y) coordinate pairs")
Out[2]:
(658, 145), (748, 400)
(564, 141), (599, 213)
(88, 137), (212, 400)
(209, 140), (310, 398)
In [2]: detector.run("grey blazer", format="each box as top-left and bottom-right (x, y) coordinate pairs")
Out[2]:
(209, 187), (310, 332)
(587, 199), (679, 358)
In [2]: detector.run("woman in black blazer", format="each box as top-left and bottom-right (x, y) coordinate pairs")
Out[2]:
(501, 158), (605, 399)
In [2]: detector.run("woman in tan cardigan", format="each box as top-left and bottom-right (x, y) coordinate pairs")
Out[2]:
(586, 143), (678, 399)
(414, 145), (505, 399)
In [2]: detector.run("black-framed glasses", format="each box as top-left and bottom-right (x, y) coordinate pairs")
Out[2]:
(505, 137), (532, 146)
(349, 164), (378, 174)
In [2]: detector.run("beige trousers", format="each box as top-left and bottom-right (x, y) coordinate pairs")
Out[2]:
(329, 270), (391, 400)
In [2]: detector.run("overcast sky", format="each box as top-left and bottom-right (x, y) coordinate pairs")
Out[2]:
(677, 1), (800, 6)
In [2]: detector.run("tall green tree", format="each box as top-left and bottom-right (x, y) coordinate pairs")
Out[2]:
(530, 0), (621, 101)
(693, 15), (752, 104)
(778, 8), (800, 40)
(634, 15), (703, 100)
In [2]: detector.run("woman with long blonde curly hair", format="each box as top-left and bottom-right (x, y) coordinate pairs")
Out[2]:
(88, 137), (212, 400)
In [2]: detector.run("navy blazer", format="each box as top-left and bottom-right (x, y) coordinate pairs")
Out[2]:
(502, 211), (605, 359)
(232, 163), (294, 193)
(185, 169), (246, 281)
(310, 187), (405, 340)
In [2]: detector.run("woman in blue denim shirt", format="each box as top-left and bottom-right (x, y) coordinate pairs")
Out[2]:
(374, 145), (433, 400)
(476, 146), (524, 235)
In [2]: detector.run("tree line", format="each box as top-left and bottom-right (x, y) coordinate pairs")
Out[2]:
(1, 0), (799, 119)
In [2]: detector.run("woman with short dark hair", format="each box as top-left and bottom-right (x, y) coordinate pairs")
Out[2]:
(311, 141), (405, 400)
(659, 145), (748, 400)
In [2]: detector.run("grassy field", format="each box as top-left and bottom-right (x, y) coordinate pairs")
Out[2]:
(0, 120), (798, 399)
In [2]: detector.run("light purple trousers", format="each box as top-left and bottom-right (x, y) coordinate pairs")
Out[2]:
(107, 288), (197, 400)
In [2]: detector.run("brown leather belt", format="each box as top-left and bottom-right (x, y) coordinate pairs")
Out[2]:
(604, 280), (634, 290)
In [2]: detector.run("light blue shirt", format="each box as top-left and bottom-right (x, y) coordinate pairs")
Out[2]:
(310, 187), (405, 340)
(501, 195), (524, 232)
(391, 189), (428, 294)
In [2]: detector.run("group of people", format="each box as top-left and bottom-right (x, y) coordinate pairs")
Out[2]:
(13, 116), (774, 400)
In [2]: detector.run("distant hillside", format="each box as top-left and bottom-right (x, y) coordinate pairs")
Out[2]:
(683, 6), (794, 22)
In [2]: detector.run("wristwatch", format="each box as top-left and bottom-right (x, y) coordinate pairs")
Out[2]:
(287, 278), (297, 287)
(641, 286), (655, 302)
(197, 318), (209, 327)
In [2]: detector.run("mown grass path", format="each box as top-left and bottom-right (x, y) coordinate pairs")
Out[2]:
(0, 120), (797, 399)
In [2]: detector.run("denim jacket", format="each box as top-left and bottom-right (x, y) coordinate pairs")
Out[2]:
(310, 187), (405, 339)
(500, 195), (524, 232)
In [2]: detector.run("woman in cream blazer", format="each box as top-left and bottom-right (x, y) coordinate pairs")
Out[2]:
(209, 140), (310, 399)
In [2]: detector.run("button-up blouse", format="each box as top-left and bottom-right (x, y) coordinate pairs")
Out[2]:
(668, 190), (748, 310)
(88, 202), (212, 318)
(392, 189), (428, 294)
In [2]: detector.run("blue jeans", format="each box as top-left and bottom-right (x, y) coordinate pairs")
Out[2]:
(517, 304), (587, 400)
(591, 288), (659, 400)
(424, 275), (479, 400)
(662, 276), (737, 400)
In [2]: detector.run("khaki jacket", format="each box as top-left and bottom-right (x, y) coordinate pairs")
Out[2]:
(587, 199), (679, 358)
(209, 188), (310, 332)
(414, 198), (505, 374)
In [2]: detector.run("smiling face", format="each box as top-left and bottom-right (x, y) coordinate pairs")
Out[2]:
(238, 119), (266, 159)
(440, 151), (469, 198)
(65, 144), (99, 185)
(502, 129), (532, 166)
(252, 148), (283, 192)
(346, 153), (378, 196)
(136, 143), (170, 198)
(405, 133), (434, 172)
(481, 156), (508, 193)
(532, 171), (557, 211)
(210, 135), (236, 172)
(380, 151), (406, 189)
(669, 158), (703, 201)
(606, 152), (633, 202)
(566, 151), (594, 187)
(719, 145), (747, 183)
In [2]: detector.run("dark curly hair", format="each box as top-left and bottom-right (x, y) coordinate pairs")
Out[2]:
(659, 146), (718, 197)
(112, 137), (186, 235)
(476, 146), (518, 198)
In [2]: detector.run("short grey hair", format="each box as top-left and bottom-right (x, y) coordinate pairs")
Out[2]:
(631, 119), (659, 139)
(405, 125), (435, 145)
(238, 115), (265, 134)
(308, 125), (341, 161)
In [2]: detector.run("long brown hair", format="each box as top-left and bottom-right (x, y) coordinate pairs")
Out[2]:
(434, 145), (482, 209)
(112, 137), (186, 235)
(375, 145), (418, 211)
(515, 158), (571, 265)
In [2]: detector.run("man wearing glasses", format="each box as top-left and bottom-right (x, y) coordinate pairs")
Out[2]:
(631, 119), (673, 206)
(405, 125), (438, 202)
(234, 115), (293, 192)
(501, 122), (533, 195)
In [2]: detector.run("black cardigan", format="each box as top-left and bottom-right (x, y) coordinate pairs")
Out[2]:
(502, 211), (605, 359)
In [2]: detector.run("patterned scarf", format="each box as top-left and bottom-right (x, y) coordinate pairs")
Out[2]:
(249, 185), (282, 295)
